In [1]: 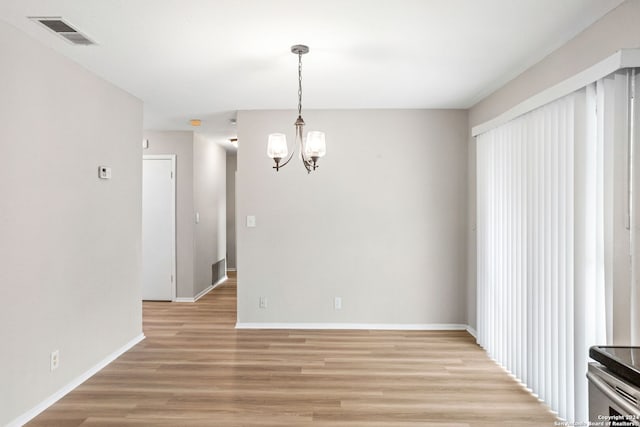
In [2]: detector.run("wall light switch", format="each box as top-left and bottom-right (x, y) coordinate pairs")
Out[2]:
(246, 215), (256, 227)
(50, 350), (59, 371)
(195, 212), (200, 224)
(142, 139), (149, 149)
(334, 297), (342, 310)
(98, 166), (112, 179)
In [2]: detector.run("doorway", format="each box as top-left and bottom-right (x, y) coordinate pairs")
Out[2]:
(142, 155), (176, 301)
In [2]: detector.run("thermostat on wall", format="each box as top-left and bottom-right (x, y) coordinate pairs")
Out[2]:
(98, 166), (112, 179)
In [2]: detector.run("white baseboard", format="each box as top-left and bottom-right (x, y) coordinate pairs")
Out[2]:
(7, 333), (145, 427)
(235, 322), (470, 331)
(174, 275), (228, 303)
(466, 326), (477, 338)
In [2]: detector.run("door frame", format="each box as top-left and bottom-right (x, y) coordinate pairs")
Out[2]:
(142, 154), (177, 301)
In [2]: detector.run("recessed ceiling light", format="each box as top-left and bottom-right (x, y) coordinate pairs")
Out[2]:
(190, 119), (201, 127)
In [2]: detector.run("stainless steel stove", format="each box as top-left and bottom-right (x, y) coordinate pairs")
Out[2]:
(589, 346), (640, 426)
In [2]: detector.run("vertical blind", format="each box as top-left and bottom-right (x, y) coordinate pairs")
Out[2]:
(476, 86), (606, 422)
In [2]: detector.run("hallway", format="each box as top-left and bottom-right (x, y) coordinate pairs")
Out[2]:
(28, 274), (557, 426)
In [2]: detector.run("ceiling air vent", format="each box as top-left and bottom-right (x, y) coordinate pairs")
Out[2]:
(29, 17), (95, 46)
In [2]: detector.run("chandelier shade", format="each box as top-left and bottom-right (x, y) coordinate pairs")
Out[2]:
(304, 131), (326, 158)
(267, 133), (288, 159)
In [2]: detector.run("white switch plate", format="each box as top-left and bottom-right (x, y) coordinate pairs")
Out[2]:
(195, 212), (200, 224)
(334, 297), (342, 310)
(50, 350), (59, 371)
(246, 215), (256, 227)
(142, 139), (149, 149)
(98, 166), (112, 179)
(259, 297), (267, 308)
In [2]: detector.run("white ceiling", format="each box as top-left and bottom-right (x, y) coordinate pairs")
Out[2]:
(0, 0), (626, 147)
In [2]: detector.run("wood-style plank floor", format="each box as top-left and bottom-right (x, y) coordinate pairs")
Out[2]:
(28, 273), (558, 426)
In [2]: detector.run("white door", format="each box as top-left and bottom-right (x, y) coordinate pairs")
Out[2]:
(142, 156), (176, 301)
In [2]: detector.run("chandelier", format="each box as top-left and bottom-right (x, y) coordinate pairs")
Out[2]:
(267, 44), (326, 173)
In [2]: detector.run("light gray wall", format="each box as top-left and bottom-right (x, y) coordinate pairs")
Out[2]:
(226, 154), (237, 269)
(467, 0), (640, 330)
(467, 131), (477, 331)
(0, 21), (143, 425)
(236, 109), (468, 325)
(469, 1), (639, 128)
(143, 131), (195, 298)
(193, 133), (227, 295)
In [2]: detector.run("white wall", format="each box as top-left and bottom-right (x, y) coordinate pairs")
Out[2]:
(236, 109), (468, 325)
(0, 21), (143, 425)
(193, 134), (227, 294)
(226, 154), (237, 270)
(467, 0), (640, 331)
(143, 131), (195, 298)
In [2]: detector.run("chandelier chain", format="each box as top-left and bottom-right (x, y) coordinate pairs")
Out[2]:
(297, 53), (303, 117)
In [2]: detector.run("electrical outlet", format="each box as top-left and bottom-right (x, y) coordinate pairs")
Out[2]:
(259, 297), (267, 309)
(98, 166), (112, 179)
(50, 350), (59, 371)
(334, 297), (342, 310)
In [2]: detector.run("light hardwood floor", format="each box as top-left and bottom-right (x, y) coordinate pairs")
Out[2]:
(28, 273), (558, 426)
